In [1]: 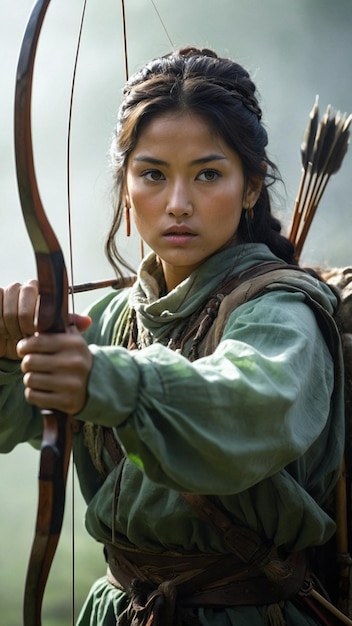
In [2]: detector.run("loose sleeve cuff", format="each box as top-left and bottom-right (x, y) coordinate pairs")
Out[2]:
(76, 345), (140, 427)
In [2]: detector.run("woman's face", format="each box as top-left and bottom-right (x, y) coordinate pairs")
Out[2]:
(125, 111), (260, 291)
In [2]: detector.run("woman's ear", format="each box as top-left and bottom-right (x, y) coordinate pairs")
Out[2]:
(123, 189), (130, 209)
(122, 178), (130, 207)
(244, 175), (264, 209)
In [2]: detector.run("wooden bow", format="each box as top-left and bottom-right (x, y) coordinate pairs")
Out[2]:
(13, 2), (171, 621)
(15, 1), (72, 624)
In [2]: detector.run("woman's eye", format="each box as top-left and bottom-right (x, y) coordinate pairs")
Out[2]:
(142, 169), (165, 182)
(197, 169), (220, 182)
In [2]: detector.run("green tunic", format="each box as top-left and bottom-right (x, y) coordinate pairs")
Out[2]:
(0, 242), (345, 625)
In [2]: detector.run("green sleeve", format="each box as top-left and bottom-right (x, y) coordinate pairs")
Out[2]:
(0, 289), (129, 453)
(78, 288), (343, 498)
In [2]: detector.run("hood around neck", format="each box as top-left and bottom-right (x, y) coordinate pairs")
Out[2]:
(128, 243), (337, 341)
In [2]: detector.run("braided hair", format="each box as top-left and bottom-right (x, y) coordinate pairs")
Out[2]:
(107, 46), (296, 275)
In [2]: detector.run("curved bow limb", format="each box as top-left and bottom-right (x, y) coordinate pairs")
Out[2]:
(15, 1), (72, 624)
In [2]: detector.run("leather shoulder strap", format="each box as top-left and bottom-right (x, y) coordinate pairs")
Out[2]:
(199, 266), (339, 359)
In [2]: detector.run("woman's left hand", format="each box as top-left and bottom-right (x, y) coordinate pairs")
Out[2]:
(17, 314), (93, 415)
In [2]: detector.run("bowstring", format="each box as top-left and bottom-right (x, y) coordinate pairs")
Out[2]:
(67, 0), (88, 317)
(67, 0), (175, 302)
(149, 0), (175, 50)
(121, 0), (129, 81)
(64, 2), (174, 618)
(66, 0), (88, 622)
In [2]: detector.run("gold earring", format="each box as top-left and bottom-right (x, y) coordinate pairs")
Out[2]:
(125, 205), (131, 237)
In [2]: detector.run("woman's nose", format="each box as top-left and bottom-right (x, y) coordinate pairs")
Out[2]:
(166, 181), (193, 216)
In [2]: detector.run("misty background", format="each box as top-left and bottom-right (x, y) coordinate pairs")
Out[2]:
(1, 1), (352, 624)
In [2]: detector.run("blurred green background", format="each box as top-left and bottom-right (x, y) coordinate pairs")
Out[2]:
(1, 0), (352, 624)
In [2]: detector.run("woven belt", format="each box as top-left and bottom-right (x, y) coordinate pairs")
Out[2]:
(104, 542), (306, 622)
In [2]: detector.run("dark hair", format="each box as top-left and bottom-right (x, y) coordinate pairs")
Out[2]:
(107, 46), (296, 275)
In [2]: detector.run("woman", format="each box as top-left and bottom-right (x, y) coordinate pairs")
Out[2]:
(0, 47), (345, 625)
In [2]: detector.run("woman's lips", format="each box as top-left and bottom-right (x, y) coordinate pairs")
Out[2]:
(163, 231), (196, 244)
(163, 226), (197, 245)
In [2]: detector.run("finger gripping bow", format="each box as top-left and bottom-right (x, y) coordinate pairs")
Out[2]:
(15, 1), (72, 624)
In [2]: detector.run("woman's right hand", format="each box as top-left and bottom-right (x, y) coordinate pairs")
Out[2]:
(0, 281), (38, 361)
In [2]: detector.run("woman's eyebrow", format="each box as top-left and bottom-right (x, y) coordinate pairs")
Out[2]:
(131, 154), (227, 166)
(132, 155), (168, 165)
(190, 154), (227, 165)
